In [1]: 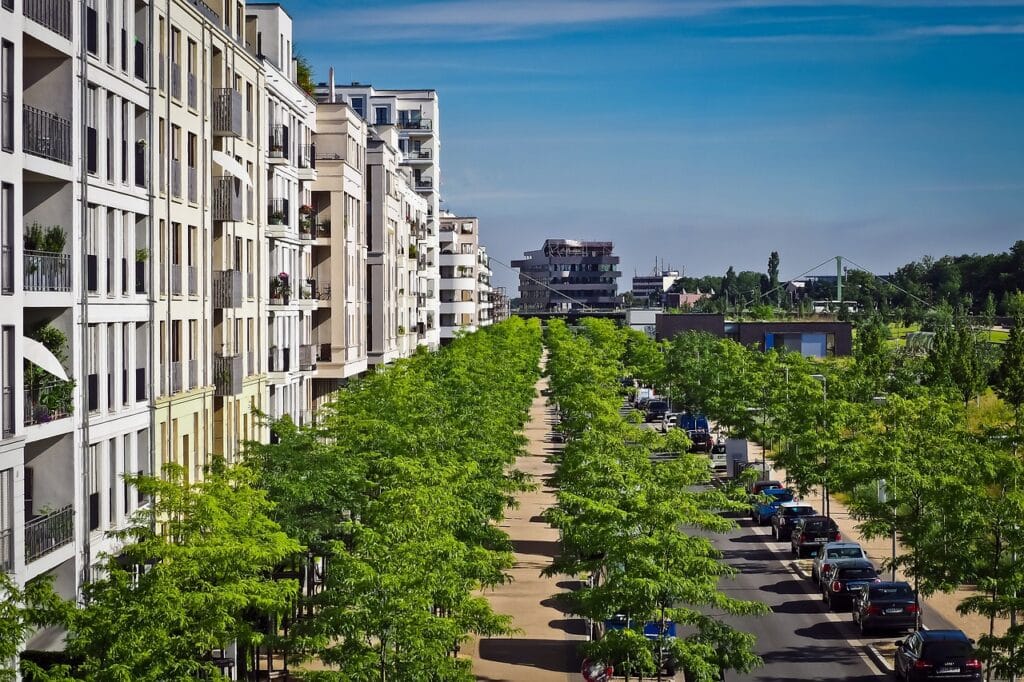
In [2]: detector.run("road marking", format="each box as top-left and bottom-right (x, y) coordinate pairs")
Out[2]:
(743, 524), (888, 677)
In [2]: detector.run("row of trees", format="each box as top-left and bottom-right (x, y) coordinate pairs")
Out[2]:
(3, 318), (544, 681)
(543, 319), (765, 681)
(649, 311), (1024, 677)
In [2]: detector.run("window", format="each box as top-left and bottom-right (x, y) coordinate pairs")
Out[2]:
(0, 41), (11, 152)
(374, 106), (389, 125)
(0, 183), (11, 295)
(350, 96), (364, 118)
(1, 326), (12, 438)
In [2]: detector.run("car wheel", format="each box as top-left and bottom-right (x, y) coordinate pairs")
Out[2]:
(811, 568), (818, 582)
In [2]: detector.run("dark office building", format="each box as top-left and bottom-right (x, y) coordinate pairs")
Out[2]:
(655, 314), (853, 357)
(511, 240), (621, 311)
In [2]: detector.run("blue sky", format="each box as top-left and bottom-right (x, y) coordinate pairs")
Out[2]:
(291, 1), (1024, 290)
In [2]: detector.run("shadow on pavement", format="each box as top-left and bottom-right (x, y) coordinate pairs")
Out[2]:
(478, 638), (581, 673)
(759, 578), (812, 596)
(760, 643), (875, 666)
(730, 533), (772, 544)
(772, 599), (825, 615)
(548, 618), (588, 635)
(794, 621), (856, 641)
(512, 539), (560, 558)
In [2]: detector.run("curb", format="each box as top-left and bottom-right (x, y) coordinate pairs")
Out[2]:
(791, 561), (812, 580)
(864, 644), (893, 673)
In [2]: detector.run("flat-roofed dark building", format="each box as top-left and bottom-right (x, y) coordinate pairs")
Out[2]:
(511, 239), (620, 311)
(655, 314), (853, 357)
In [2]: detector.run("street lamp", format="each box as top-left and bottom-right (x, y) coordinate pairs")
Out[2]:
(811, 374), (828, 517)
(873, 395), (897, 581)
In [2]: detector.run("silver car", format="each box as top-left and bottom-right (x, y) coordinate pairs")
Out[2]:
(810, 541), (869, 587)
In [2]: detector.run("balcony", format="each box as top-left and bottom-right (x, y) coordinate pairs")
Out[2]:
(212, 176), (243, 222)
(187, 166), (197, 203)
(186, 265), (197, 296)
(23, 105), (72, 165)
(213, 353), (243, 397)
(268, 347), (290, 373)
(25, 0), (72, 39)
(267, 198), (289, 228)
(170, 159), (182, 198)
(25, 505), (73, 563)
(170, 62), (181, 100)
(398, 117), (432, 131)
(0, 527), (10, 573)
(299, 344), (316, 371)
(212, 269), (242, 309)
(414, 177), (433, 192)
(169, 360), (182, 394)
(24, 380), (73, 426)
(170, 264), (182, 295)
(212, 88), (243, 137)
(187, 73), (197, 109)
(268, 124), (288, 161)
(403, 148), (432, 162)
(23, 251), (71, 292)
(298, 144), (316, 169)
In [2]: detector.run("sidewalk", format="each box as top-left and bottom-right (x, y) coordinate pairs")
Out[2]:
(757, 443), (1007, 643)
(468, 372), (586, 682)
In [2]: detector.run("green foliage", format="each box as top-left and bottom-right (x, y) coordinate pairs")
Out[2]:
(23, 223), (66, 253)
(0, 574), (71, 682)
(996, 311), (1024, 440)
(48, 461), (301, 681)
(248, 319), (542, 679)
(295, 52), (315, 97)
(927, 315), (1000, 406)
(543, 319), (765, 679)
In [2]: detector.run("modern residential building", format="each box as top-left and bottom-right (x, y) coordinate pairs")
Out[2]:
(438, 214), (496, 340)
(151, 0), (267, 491)
(476, 245), (493, 329)
(512, 239), (621, 311)
(309, 97), (368, 406)
(248, 3), (317, 428)
(491, 287), (511, 323)
(365, 126), (426, 365)
(631, 269), (680, 305)
(317, 81), (441, 349)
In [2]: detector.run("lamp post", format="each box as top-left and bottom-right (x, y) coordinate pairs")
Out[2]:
(811, 374), (828, 517)
(872, 395), (896, 581)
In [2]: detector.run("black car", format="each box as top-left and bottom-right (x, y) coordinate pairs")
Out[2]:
(790, 516), (841, 557)
(821, 558), (877, 609)
(645, 400), (669, 422)
(851, 581), (918, 635)
(688, 430), (713, 453)
(894, 629), (981, 681)
(770, 502), (817, 541)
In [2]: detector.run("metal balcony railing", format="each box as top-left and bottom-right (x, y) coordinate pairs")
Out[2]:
(404, 148), (432, 160)
(170, 159), (182, 198)
(267, 198), (289, 226)
(213, 353), (242, 396)
(25, 505), (74, 563)
(0, 246), (9, 294)
(186, 265), (197, 296)
(414, 177), (433, 191)
(187, 73), (197, 109)
(212, 176), (243, 222)
(398, 117), (432, 131)
(187, 166), (197, 203)
(212, 88), (243, 137)
(188, 359), (197, 390)
(0, 527), (10, 573)
(24, 380), (73, 426)
(169, 360), (182, 394)
(188, 0), (218, 23)
(24, 251), (71, 292)
(268, 124), (288, 159)
(1, 386), (13, 438)
(212, 270), (242, 309)
(23, 105), (71, 164)
(170, 264), (182, 295)
(299, 344), (316, 371)
(170, 62), (181, 100)
(24, 0), (72, 38)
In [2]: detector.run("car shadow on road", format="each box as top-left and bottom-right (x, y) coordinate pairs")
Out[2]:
(478, 638), (581, 674)
(512, 539), (561, 558)
(793, 620), (858, 641)
(729, 533), (772, 544)
(772, 599), (825, 615)
(548, 618), (588, 635)
(759, 578), (812, 596)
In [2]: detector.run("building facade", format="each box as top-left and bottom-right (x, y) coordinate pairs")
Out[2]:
(631, 269), (680, 305)
(512, 239), (620, 311)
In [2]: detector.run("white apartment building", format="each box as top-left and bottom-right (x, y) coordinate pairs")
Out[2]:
(477, 245), (494, 329)
(318, 82), (441, 350)
(438, 213), (485, 342)
(366, 127), (426, 365)
(310, 99), (368, 405)
(247, 3), (317, 428)
(152, 0), (266, 486)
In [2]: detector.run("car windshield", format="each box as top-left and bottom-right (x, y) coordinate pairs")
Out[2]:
(870, 585), (913, 598)
(785, 507), (816, 516)
(838, 568), (875, 579)
(804, 520), (836, 530)
(649, 401), (667, 409)
(922, 642), (974, 659)
(769, 493), (794, 503)
(830, 547), (864, 558)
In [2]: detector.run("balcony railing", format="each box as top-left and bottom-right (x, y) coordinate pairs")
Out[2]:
(246, 350), (254, 376)
(0, 527), (10, 573)
(212, 175), (243, 222)
(398, 117), (432, 131)
(169, 360), (182, 394)
(25, 505), (73, 563)
(170, 159), (182, 198)
(170, 264), (182, 295)
(212, 269), (242, 309)
(1, 386), (13, 438)
(267, 198), (289, 227)
(24, 251), (71, 292)
(212, 88), (243, 137)
(404, 148), (432, 161)
(299, 344), (316, 371)
(268, 124), (288, 159)
(24, 380), (73, 426)
(23, 105), (71, 165)
(170, 62), (181, 100)
(25, 0), (72, 38)
(298, 144), (316, 169)
(186, 265), (197, 296)
(187, 166), (197, 203)
(188, 0), (218, 24)
(414, 178), (433, 191)
(188, 359), (197, 390)
(0, 245), (10, 294)
(187, 73), (197, 109)
(213, 353), (243, 396)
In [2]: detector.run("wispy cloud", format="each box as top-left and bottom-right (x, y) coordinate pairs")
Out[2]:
(898, 22), (1024, 37)
(297, 0), (1024, 43)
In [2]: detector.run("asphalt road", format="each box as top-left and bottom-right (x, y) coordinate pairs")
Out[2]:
(710, 516), (887, 682)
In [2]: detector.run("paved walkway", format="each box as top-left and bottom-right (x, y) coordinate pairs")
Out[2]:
(755, 444), (1007, 642)
(469, 371), (586, 682)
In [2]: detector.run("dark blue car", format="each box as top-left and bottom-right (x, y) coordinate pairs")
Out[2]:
(750, 488), (794, 525)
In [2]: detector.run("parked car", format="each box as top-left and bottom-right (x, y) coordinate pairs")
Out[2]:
(821, 558), (878, 609)
(677, 413), (710, 433)
(711, 438), (727, 454)
(688, 430), (713, 453)
(748, 479), (783, 496)
(893, 629), (982, 681)
(790, 516), (841, 557)
(811, 542), (869, 585)
(851, 581), (918, 635)
(645, 400), (670, 422)
(770, 502), (818, 541)
(660, 413), (678, 433)
(602, 615), (677, 676)
(750, 488), (794, 525)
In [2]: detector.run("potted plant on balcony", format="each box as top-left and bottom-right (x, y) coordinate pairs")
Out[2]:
(270, 272), (291, 304)
(300, 281), (312, 299)
(269, 210), (286, 225)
